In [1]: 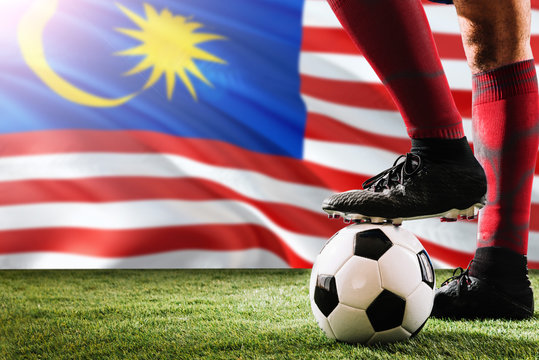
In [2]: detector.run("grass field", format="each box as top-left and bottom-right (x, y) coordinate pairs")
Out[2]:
(0, 269), (537, 360)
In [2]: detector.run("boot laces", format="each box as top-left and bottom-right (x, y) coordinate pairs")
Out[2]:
(441, 260), (473, 295)
(362, 153), (422, 192)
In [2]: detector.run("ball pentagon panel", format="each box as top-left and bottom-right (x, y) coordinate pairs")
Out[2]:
(313, 274), (339, 317)
(378, 245), (422, 298)
(353, 228), (393, 260)
(366, 289), (406, 332)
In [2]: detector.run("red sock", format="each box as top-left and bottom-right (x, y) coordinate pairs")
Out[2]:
(473, 60), (539, 255)
(327, 0), (464, 139)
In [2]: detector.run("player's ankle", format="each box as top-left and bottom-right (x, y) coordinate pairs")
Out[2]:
(469, 246), (531, 290)
(410, 136), (476, 163)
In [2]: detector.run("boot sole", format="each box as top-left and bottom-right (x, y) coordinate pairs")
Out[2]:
(324, 197), (486, 226)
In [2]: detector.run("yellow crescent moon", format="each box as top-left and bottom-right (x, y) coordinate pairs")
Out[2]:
(18, 0), (137, 107)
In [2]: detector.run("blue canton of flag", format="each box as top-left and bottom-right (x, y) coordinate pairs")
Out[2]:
(1, 0), (306, 157)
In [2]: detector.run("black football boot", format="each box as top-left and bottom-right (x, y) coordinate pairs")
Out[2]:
(431, 247), (534, 320)
(322, 137), (487, 225)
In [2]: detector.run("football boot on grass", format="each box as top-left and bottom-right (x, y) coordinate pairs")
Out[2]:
(431, 247), (534, 320)
(323, 138), (487, 225)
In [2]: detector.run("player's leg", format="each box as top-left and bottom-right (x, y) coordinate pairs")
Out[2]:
(323, 0), (486, 224)
(432, 0), (536, 319)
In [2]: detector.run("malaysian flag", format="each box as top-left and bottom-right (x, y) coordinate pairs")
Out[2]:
(0, 0), (537, 269)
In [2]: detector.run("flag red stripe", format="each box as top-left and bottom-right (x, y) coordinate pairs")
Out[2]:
(301, 74), (473, 118)
(304, 26), (539, 60)
(0, 130), (331, 187)
(4, 130), (539, 193)
(301, 73), (397, 110)
(305, 112), (411, 153)
(12, 174), (534, 234)
(2, 225), (534, 270)
(418, 236), (473, 268)
(303, 162), (369, 192)
(420, 236), (539, 270)
(0, 130), (373, 192)
(0, 225), (313, 268)
(0, 177), (343, 237)
(305, 110), (475, 153)
(302, 27), (468, 60)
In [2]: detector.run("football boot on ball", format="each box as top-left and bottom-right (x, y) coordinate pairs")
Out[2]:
(323, 151), (486, 225)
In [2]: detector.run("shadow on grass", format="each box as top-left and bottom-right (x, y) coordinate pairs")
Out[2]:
(364, 327), (539, 359)
(175, 320), (539, 360)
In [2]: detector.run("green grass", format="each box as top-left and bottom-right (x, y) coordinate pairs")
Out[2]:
(0, 269), (537, 360)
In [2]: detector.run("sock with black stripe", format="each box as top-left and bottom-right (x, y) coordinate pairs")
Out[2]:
(472, 59), (539, 257)
(327, 0), (464, 139)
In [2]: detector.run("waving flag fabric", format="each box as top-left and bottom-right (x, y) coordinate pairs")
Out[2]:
(0, 0), (538, 269)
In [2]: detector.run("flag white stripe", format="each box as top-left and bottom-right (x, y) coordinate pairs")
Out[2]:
(403, 219), (539, 263)
(430, 258), (453, 270)
(0, 199), (327, 262)
(0, 249), (464, 270)
(0, 249), (290, 269)
(302, 94), (408, 137)
(305, 138), (539, 204)
(300, 52), (474, 90)
(302, 95), (473, 139)
(0, 153), (332, 211)
(403, 220), (478, 253)
(303, 139), (399, 175)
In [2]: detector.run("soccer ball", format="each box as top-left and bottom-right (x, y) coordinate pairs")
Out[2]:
(309, 224), (435, 344)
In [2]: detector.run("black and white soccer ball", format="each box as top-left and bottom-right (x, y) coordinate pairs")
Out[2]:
(309, 224), (435, 344)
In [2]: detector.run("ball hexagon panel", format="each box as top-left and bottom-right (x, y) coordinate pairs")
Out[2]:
(327, 303), (374, 344)
(310, 297), (336, 340)
(317, 232), (339, 259)
(378, 245), (422, 298)
(382, 225), (424, 254)
(368, 326), (411, 345)
(354, 228), (393, 260)
(335, 256), (382, 310)
(366, 289), (406, 332)
(316, 229), (355, 276)
(314, 274), (339, 317)
(402, 282), (434, 334)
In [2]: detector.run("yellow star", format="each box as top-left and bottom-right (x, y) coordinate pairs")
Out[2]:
(115, 2), (226, 100)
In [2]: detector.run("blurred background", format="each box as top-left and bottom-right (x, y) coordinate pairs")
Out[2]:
(0, 0), (537, 269)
